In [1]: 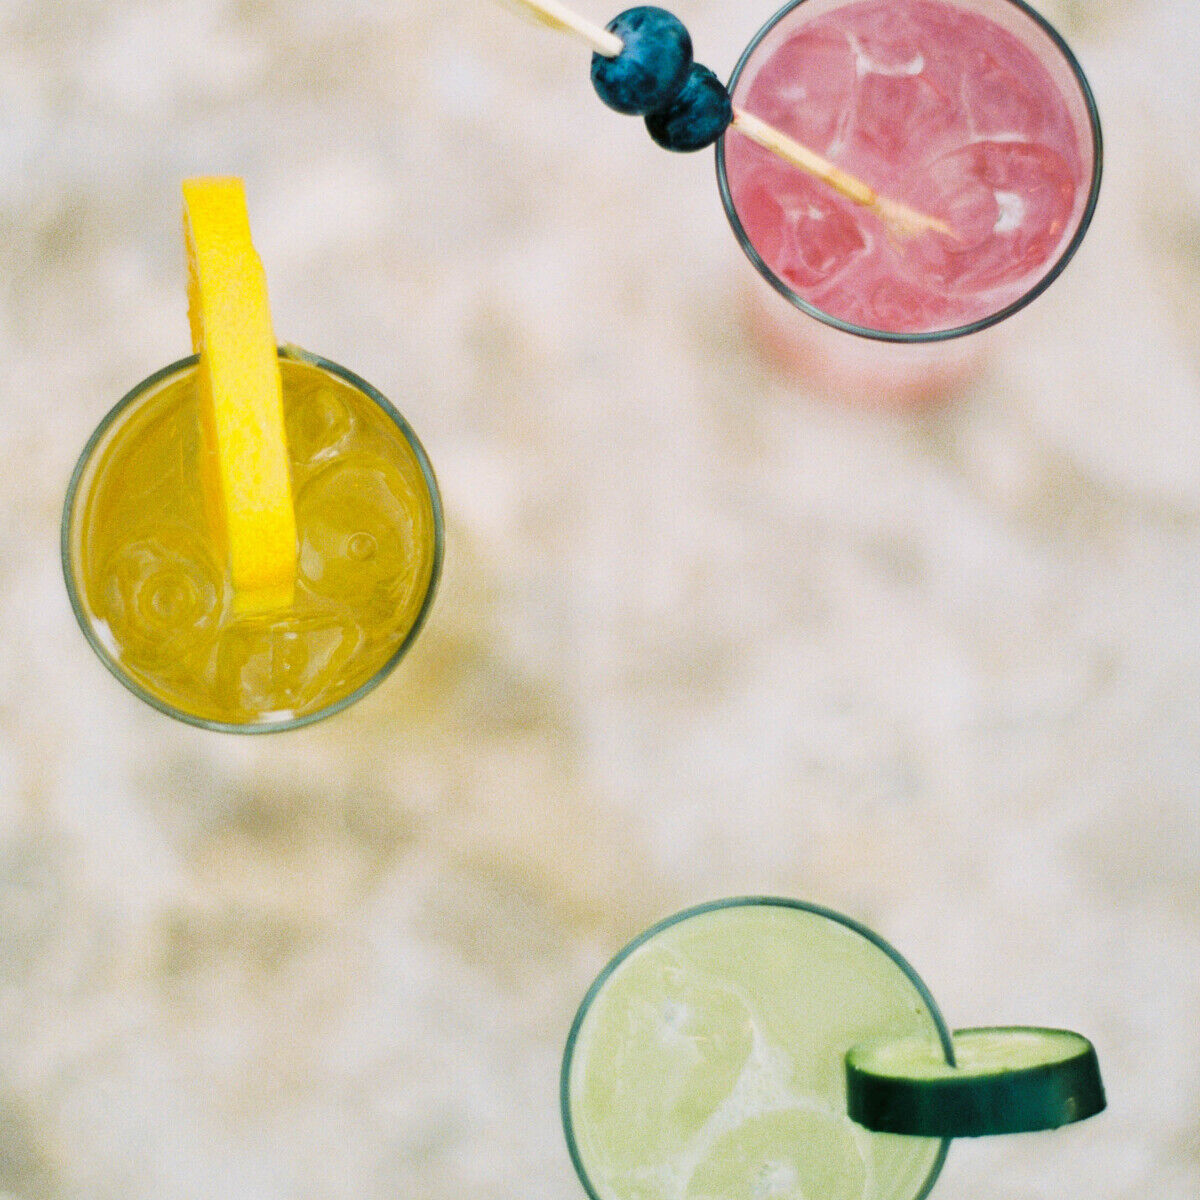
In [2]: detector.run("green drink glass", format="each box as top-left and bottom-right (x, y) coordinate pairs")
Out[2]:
(562, 897), (952, 1200)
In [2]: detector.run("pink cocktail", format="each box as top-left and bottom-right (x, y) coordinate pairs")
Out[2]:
(717, 0), (1101, 342)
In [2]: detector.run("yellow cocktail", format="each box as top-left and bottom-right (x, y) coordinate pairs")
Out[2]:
(63, 180), (442, 730)
(64, 348), (442, 730)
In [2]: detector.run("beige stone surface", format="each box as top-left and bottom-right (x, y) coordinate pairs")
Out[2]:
(1, 0), (1198, 1197)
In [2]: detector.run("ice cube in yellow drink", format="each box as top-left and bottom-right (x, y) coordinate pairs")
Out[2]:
(64, 350), (442, 730)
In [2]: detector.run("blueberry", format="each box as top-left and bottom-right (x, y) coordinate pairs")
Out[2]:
(591, 7), (692, 116)
(644, 62), (732, 152)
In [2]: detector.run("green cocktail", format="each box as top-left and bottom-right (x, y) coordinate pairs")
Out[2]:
(562, 898), (952, 1200)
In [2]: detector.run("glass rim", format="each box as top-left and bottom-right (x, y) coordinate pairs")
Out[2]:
(560, 895), (953, 1200)
(715, 0), (1104, 343)
(60, 345), (445, 735)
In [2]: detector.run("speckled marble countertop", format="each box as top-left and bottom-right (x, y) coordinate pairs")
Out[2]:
(1, 0), (1198, 1196)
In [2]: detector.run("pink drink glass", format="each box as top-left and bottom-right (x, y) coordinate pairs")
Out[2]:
(716, 0), (1101, 401)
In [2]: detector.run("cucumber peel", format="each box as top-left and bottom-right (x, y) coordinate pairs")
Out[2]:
(846, 1026), (1105, 1137)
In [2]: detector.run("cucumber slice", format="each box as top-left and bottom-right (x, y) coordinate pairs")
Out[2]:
(846, 1026), (1105, 1137)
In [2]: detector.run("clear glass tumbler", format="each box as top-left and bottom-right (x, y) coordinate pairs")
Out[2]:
(63, 347), (444, 732)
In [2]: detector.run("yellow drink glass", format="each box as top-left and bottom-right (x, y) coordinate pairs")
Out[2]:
(62, 347), (443, 732)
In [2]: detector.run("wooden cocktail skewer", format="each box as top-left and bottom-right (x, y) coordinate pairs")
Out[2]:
(727, 110), (956, 241)
(497, 0), (956, 241)
(500, 0), (623, 55)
